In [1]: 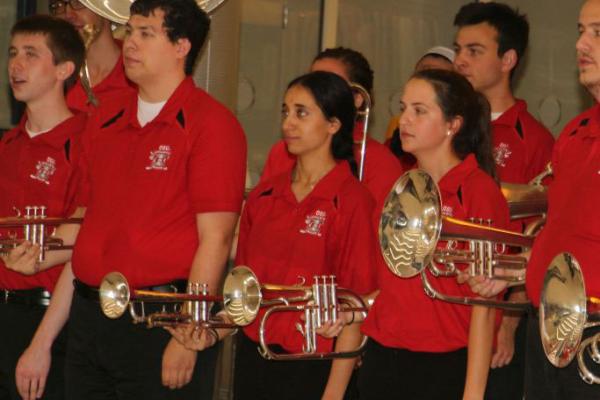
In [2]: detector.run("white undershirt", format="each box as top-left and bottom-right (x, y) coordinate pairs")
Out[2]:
(491, 112), (503, 121)
(137, 96), (167, 127)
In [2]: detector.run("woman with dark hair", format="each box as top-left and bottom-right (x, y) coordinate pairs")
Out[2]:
(356, 69), (510, 399)
(174, 71), (377, 400)
(234, 71), (377, 400)
(261, 47), (403, 224)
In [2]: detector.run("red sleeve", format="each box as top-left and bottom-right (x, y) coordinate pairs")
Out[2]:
(71, 114), (99, 209)
(332, 187), (378, 295)
(187, 105), (247, 214)
(463, 177), (511, 231)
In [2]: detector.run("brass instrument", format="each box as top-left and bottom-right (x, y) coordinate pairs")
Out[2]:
(501, 162), (552, 235)
(0, 206), (82, 262)
(99, 271), (244, 330)
(80, 0), (226, 25)
(224, 266), (369, 360)
(540, 253), (600, 384)
(379, 169), (532, 310)
(79, 24), (101, 106)
(350, 83), (371, 182)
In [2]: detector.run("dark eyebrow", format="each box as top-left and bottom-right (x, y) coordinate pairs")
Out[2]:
(125, 23), (157, 33)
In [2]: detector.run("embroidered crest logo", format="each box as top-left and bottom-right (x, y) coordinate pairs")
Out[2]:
(441, 205), (453, 217)
(493, 143), (512, 167)
(145, 145), (172, 171)
(30, 157), (56, 185)
(299, 210), (327, 237)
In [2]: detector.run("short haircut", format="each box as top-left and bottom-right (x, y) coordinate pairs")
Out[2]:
(130, 0), (211, 75)
(313, 47), (374, 99)
(11, 14), (85, 90)
(454, 2), (529, 70)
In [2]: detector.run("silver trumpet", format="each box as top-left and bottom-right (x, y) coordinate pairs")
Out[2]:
(379, 169), (533, 310)
(0, 206), (82, 262)
(540, 253), (600, 384)
(224, 266), (369, 360)
(99, 270), (253, 330)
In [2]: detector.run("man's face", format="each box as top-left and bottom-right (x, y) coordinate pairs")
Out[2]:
(453, 22), (505, 93)
(577, 0), (600, 90)
(50, 0), (105, 34)
(8, 33), (65, 104)
(123, 9), (188, 86)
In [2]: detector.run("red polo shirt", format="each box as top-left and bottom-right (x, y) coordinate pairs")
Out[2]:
(526, 104), (600, 307)
(261, 124), (404, 215)
(236, 161), (378, 354)
(492, 100), (555, 184)
(0, 113), (87, 291)
(71, 77), (247, 287)
(362, 154), (511, 351)
(66, 51), (135, 115)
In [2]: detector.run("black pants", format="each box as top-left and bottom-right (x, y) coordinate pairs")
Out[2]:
(0, 303), (67, 400)
(525, 309), (600, 399)
(357, 339), (467, 400)
(65, 292), (218, 400)
(484, 316), (526, 400)
(233, 332), (333, 400)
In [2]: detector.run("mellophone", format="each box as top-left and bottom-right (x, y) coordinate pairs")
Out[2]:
(95, 165), (600, 383)
(0, 205), (83, 262)
(99, 266), (369, 360)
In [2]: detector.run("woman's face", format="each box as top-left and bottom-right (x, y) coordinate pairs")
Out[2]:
(281, 85), (340, 157)
(398, 78), (454, 157)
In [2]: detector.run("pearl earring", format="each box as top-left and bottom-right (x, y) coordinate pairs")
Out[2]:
(447, 130), (452, 137)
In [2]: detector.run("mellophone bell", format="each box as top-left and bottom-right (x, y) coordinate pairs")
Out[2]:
(99, 265), (369, 360)
(539, 253), (600, 384)
(380, 167), (600, 386)
(379, 169), (536, 310)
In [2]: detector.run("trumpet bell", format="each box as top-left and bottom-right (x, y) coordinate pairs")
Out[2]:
(99, 272), (131, 319)
(540, 252), (587, 368)
(223, 266), (262, 326)
(379, 170), (442, 278)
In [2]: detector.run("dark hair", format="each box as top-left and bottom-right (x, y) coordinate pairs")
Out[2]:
(313, 47), (374, 102)
(130, 0), (210, 75)
(286, 71), (358, 177)
(11, 15), (84, 91)
(411, 69), (496, 180)
(454, 2), (529, 73)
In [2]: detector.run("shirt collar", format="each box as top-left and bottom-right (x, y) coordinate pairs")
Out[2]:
(13, 112), (86, 149)
(269, 161), (355, 203)
(437, 153), (479, 195)
(492, 99), (526, 128)
(126, 76), (196, 129)
(580, 103), (600, 139)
